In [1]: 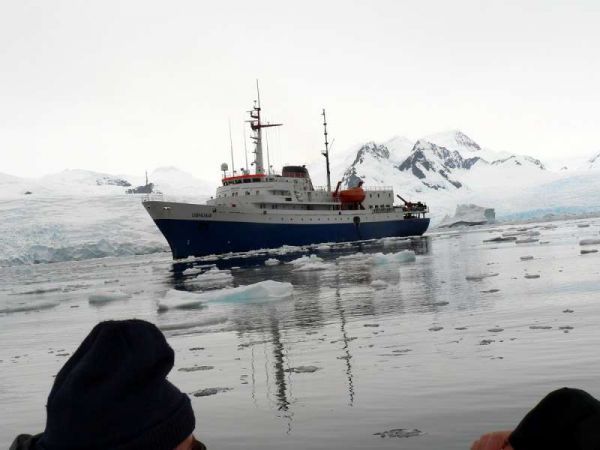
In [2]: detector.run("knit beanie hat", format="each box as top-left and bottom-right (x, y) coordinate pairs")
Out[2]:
(37, 319), (195, 450)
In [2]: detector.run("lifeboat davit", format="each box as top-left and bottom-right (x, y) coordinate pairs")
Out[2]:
(334, 181), (366, 204)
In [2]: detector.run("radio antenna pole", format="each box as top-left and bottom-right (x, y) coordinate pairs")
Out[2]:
(243, 127), (249, 173)
(228, 119), (235, 175)
(322, 109), (332, 192)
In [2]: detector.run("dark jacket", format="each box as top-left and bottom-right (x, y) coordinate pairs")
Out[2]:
(509, 387), (600, 450)
(9, 434), (41, 450)
(10, 434), (207, 450)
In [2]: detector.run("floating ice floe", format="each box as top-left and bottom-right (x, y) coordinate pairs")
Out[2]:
(581, 249), (598, 255)
(370, 279), (389, 289)
(465, 273), (499, 281)
(524, 274), (540, 279)
(579, 239), (600, 246)
(315, 243), (332, 251)
(161, 280), (293, 308)
(370, 250), (416, 265)
(373, 428), (423, 439)
(192, 387), (233, 397)
(289, 254), (333, 271)
(336, 252), (368, 262)
(190, 267), (233, 287)
(0, 301), (58, 314)
(178, 365), (214, 372)
(284, 365), (320, 373)
(515, 238), (539, 244)
(158, 316), (229, 331)
(484, 236), (517, 243)
(264, 258), (280, 266)
(158, 289), (207, 311)
(182, 264), (215, 276)
(269, 245), (308, 255)
(520, 255), (534, 261)
(88, 291), (131, 305)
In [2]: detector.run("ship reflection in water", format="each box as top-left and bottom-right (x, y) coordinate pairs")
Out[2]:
(167, 237), (431, 435)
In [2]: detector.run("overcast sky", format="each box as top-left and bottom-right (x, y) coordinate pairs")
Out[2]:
(1, 0), (598, 183)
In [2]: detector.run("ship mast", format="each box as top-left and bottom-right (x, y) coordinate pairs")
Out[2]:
(322, 109), (332, 192)
(248, 81), (281, 174)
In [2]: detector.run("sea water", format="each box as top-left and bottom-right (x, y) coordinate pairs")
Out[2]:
(1, 219), (600, 449)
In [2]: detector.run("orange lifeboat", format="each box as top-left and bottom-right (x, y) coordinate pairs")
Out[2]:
(339, 187), (366, 203)
(334, 181), (366, 204)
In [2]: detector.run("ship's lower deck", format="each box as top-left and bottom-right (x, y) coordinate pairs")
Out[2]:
(154, 216), (430, 259)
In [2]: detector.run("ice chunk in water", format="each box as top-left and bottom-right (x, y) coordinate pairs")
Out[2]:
(163, 280), (293, 307)
(336, 252), (368, 263)
(370, 279), (389, 289)
(515, 238), (539, 244)
(192, 387), (233, 397)
(0, 301), (58, 314)
(579, 239), (600, 246)
(191, 267), (233, 287)
(158, 316), (228, 330)
(158, 289), (207, 311)
(264, 258), (280, 266)
(373, 429), (423, 439)
(289, 254), (333, 271)
(88, 291), (131, 305)
(370, 250), (416, 265)
(288, 254), (323, 265)
(183, 265), (214, 276)
(465, 273), (499, 281)
(284, 365), (320, 373)
(520, 255), (534, 261)
(580, 249), (598, 255)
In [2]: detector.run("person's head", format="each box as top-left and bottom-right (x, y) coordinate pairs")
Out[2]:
(36, 319), (203, 450)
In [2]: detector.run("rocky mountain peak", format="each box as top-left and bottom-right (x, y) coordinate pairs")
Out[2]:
(589, 152), (600, 169)
(351, 142), (390, 166)
(452, 130), (481, 151)
(422, 130), (481, 153)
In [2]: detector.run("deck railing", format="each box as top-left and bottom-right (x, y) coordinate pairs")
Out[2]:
(142, 193), (165, 202)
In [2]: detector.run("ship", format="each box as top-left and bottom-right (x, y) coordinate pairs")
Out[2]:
(143, 90), (430, 259)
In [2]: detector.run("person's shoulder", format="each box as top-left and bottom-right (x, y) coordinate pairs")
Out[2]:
(9, 434), (42, 450)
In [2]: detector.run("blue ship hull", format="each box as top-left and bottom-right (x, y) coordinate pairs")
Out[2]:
(154, 218), (430, 259)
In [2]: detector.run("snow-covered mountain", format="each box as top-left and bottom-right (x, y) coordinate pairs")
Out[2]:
(0, 168), (215, 200)
(339, 130), (549, 195)
(310, 130), (600, 223)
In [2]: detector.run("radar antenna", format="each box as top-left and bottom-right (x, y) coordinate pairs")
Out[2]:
(247, 80), (282, 174)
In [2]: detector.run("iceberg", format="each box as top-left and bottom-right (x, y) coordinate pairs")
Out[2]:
(438, 204), (495, 228)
